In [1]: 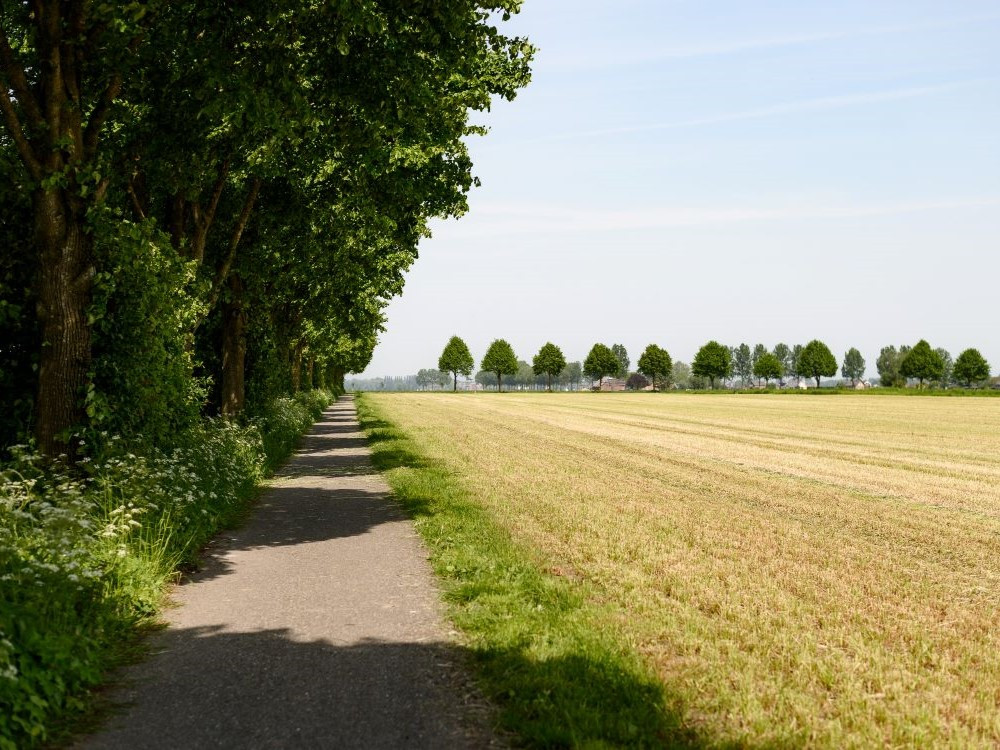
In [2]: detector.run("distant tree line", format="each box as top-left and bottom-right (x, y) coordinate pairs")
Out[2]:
(387, 336), (995, 393)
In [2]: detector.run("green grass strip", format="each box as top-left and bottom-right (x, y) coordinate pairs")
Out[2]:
(356, 394), (703, 748)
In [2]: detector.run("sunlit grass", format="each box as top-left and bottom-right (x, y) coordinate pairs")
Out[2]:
(361, 392), (1000, 747)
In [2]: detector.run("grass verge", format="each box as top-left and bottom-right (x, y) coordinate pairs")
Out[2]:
(356, 393), (702, 748)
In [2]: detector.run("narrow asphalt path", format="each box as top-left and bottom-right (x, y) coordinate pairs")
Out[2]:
(79, 395), (494, 749)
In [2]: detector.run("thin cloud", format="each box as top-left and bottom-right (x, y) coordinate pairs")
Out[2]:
(441, 196), (1000, 236)
(518, 80), (988, 144)
(547, 12), (1000, 72)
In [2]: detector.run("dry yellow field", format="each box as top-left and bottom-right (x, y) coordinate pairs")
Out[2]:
(366, 392), (1000, 747)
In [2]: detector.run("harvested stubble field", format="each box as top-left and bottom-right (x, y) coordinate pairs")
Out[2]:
(365, 392), (1000, 747)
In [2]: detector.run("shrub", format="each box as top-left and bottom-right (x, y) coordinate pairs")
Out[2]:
(0, 390), (331, 747)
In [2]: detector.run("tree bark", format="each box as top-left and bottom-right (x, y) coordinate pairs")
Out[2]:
(453, 372), (457, 391)
(305, 357), (315, 391)
(220, 274), (247, 418)
(33, 189), (93, 457)
(291, 341), (305, 393)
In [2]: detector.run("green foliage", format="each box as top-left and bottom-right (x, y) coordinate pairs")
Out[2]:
(877, 346), (905, 388)
(753, 352), (784, 385)
(637, 344), (672, 390)
(952, 348), (990, 387)
(732, 343), (753, 387)
(610, 344), (629, 379)
(481, 339), (518, 392)
(691, 341), (731, 388)
(797, 339), (838, 387)
(772, 343), (792, 382)
(0, 390), (331, 747)
(583, 344), (619, 387)
(841, 348), (866, 385)
(438, 336), (474, 391)
(899, 340), (945, 386)
(532, 343), (567, 390)
(88, 211), (205, 446)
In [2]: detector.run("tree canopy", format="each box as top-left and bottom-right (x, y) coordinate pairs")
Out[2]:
(637, 345), (672, 391)
(692, 341), (731, 389)
(439, 336), (475, 391)
(584, 344), (619, 388)
(0, 1), (534, 455)
(899, 340), (945, 387)
(952, 348), (991, 387)
(797, 340), (837, 388)
(532, 343), (567, 391)
(481, 339), (519, 392)
(753, 353), (784, 386)
(842, 348), (866, 385)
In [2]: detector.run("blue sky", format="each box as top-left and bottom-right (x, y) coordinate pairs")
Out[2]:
(361, 0), (1000, 378)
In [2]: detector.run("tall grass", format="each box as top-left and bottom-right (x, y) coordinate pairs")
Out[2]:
(0, 389), (334, 748)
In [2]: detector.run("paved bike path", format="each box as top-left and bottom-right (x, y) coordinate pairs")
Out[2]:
(80, 395), (493, 748)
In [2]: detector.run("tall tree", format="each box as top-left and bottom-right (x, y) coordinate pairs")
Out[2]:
(952, 348), (990, 387)
(935, 348), (953, 388)
(752, 343), (768, 386)
(692, 341), (731, 389)
(439, 336), (474, 391)
(732, 343), (753, 387)
(532, 342), (566, 391)
(584, 343), (619, 389)
(876, 345), (904, 387)
(772, 343), (792, 385)
(899, 340), (945, 387)
(671, 361), (692, 389)
(0, 2), (152, 455)
(481, 339), (518, 393)
(841, 348), (866, 385)
(798, 339), (837, 388)
(610, 343), (629, 379)
(790, 344), (804, 385)
(637, 344), (672, 391)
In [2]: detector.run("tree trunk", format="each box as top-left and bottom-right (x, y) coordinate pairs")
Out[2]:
(815, 375), (821, 388)
(220, 274), (247, 418)
(453, 372), (457, 391)
(291, 341), (305, 393)
(306, 357), (315, 391)
(547, 373), (551, 391)
(497, 373), (502, 393)
(34, 190), (93, 458)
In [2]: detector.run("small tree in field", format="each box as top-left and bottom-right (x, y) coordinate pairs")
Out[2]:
(692, 341), (731, 389)
(481, 339), (518, 392)
(438, 336), (474, 391)
(952, 348), (990, 387)
(841, 348), (866, 385)
(532, 342), (567, 391)
(899, 340), (944, 387)
(753, 352), (783, 386)
(637, 344), (672, 391)
(584, 343), (619, 389)
(626, 373), (650, 391)
(797, 339), (837, 387)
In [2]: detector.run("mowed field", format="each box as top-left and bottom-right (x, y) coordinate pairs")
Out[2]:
(365, 392), (1000, 747)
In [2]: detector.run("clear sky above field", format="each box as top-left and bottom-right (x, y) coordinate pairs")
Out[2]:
(361, 0), (1000, 378)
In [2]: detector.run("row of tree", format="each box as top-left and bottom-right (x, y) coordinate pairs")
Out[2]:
(0, 2), (533, 456)
(430, 337), (993, 392)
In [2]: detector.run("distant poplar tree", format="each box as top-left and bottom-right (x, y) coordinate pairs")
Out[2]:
(732, 344), (753, 387)
(841, 348), (866, 385)
(610, 343), (630, 379)
(772, 343), (792, 385)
